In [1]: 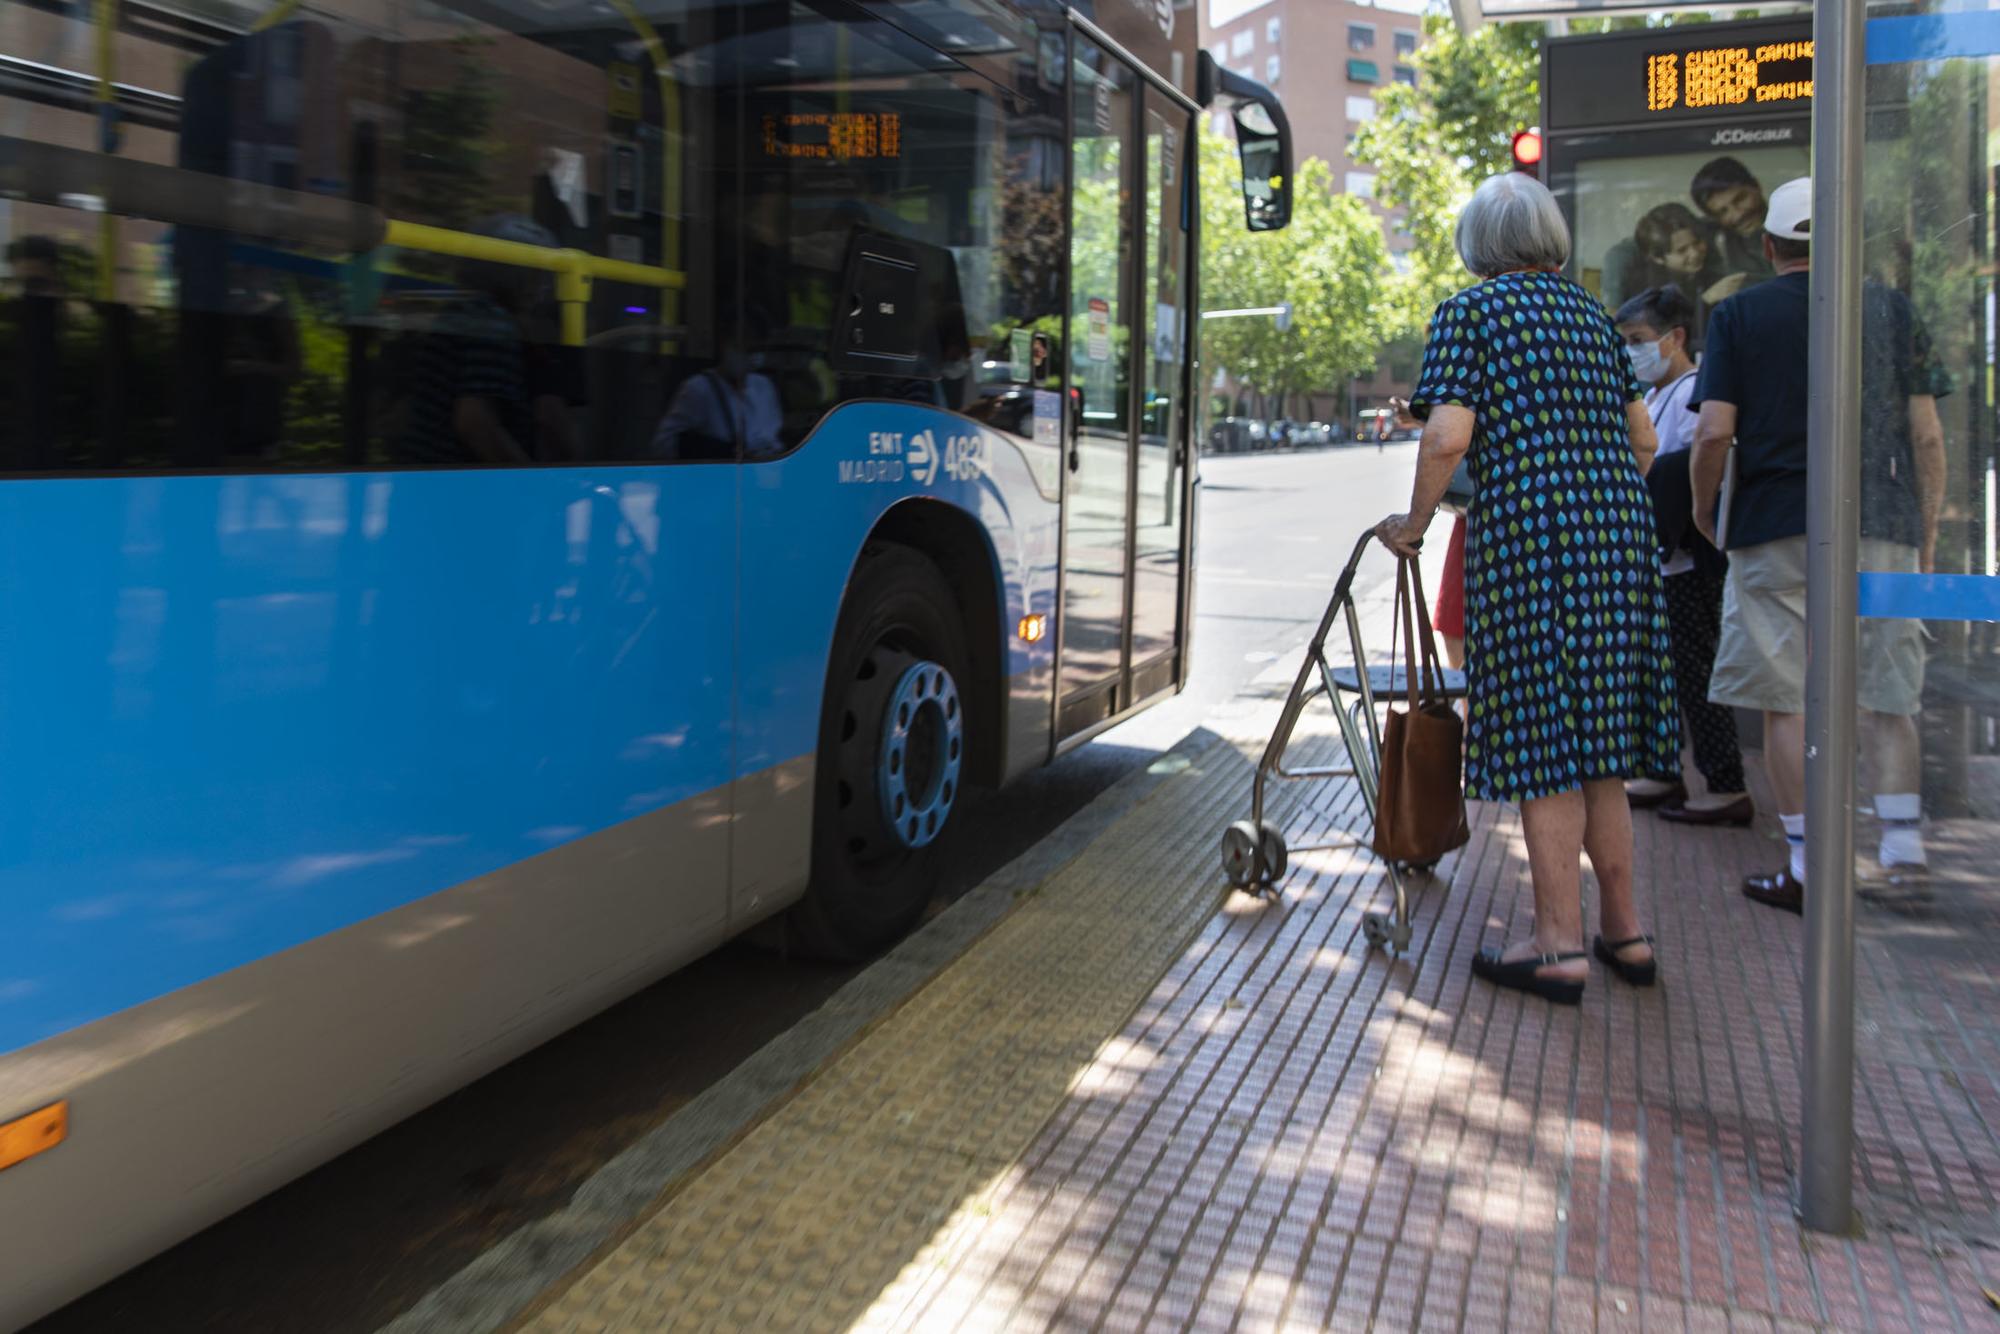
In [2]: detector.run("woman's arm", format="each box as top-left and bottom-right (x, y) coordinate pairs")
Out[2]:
(1375, 404), (1474, 557)
(1626, 399), (1659, 476)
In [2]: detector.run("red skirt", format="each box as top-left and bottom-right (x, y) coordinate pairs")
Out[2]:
(1433, 512), (1467, 639)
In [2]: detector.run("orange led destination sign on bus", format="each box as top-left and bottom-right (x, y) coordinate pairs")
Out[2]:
(1644, 40), (1813, 112)
(762, 112), (903, 160)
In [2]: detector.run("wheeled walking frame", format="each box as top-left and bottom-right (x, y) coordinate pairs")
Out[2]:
(1219, 530), (1469, 953)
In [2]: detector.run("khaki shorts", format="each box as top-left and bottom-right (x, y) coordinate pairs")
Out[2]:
(1708, 534), (1926, 716)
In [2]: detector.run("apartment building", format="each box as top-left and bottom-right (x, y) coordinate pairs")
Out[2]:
(1199, 0), (1422, 260)
(1199, 0), (1426, 427)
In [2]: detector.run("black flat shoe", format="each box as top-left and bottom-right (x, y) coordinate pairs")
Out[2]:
(1658, 795), (1755, 827)
(1625, 780), (1687, 810)
(1471, 947), (1588, 1005)
(1593, 933), (1657, 986)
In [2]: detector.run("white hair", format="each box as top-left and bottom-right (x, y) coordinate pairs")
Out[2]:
(1455, 173), (1571, 279)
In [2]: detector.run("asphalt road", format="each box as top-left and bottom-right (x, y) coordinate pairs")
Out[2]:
(33, 443), (1419, 1334)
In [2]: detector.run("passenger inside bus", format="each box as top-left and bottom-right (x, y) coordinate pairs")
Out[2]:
(0, 234), (83, 472)
(220, 267), (302, 463)
(389, 215), (581, 467)
(0, 0), (1068, 474)
(649, 321), (785, 461)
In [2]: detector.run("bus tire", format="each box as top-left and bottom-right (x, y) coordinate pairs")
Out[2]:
(790, 543), (972, 960)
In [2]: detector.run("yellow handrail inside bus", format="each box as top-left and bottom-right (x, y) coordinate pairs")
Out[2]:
(249, 0), (302, 32)
(244, 0), (682, 337)
(380, 218), (684, 347)
(601, 0), (682, 341)
(94, 0), (118, 302)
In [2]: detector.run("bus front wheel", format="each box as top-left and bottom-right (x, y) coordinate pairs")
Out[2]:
(791, 544), (972, 960)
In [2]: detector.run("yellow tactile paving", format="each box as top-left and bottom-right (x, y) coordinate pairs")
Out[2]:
(515, 707), (1341, 1334)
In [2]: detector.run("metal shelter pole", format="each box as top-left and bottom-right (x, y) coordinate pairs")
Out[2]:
(1801, 0), (1864, 1234)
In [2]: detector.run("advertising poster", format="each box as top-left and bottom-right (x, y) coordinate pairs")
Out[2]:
(1543, 21), (1815, 342)
(1087, 297), (1111, 362)
(1573, 142), (1809, 339)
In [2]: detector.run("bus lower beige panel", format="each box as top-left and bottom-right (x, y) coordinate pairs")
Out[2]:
(727, 753), (814, 926)
(0, 784), (738, 1332)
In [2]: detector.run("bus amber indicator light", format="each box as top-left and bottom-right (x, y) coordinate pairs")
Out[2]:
(1510, 130), (1543, 172)
(0, 1102), (67, 1173)
(1017, 614), (1047, 644)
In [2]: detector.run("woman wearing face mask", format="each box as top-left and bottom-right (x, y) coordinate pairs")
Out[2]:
(1613, 285), (1752, 825)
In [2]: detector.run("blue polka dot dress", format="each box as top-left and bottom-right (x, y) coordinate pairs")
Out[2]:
(1409, 271), (1679, 805)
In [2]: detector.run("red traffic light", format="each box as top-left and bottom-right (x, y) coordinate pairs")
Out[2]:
(1511, 129), (1544, 171)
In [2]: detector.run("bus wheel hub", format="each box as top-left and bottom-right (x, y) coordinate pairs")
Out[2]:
(877, 658), (962, 850)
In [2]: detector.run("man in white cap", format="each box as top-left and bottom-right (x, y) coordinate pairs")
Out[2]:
(1687, 176), (1948, 913)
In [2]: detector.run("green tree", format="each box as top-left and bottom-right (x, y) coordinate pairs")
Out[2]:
(393, 37), (503, 235)
(1199, 133), (1390, 419)
(1861, 59), (1985, 576)
(1350, 16), (1542, 329)
(1354, 14), (1730, 331)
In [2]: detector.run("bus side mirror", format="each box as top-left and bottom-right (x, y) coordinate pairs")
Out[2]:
(1198, 52), (1293, 233)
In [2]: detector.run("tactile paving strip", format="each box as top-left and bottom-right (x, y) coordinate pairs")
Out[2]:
(515, 717), (1343, 1334)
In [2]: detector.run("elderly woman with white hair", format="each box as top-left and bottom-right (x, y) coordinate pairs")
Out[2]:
(1375, 173), (1679, 1005)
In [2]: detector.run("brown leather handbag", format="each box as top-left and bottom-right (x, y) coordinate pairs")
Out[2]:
(1370, 555), (1471, 865)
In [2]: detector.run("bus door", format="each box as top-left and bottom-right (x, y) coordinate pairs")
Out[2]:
(1059, 38), (1192, 741)
(1131, 85), (1193, 706)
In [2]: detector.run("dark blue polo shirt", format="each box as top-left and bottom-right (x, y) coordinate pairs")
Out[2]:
(1689, 271), (1808, 550)
(1692, 271), (1948, 550)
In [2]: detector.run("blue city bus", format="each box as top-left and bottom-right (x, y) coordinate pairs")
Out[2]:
(0, 0), (1288, 1321)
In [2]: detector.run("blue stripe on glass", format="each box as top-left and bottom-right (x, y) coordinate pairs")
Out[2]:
(1867, 12), (2000, 65)
(1857, 572), (2000, 622)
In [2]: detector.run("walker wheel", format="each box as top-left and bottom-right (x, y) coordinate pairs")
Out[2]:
(1221, 820), (1289, 888)
(1256, 821), (1289, 881)
(1221, 821), (1261, 887)
(1362, 913), (1412, 954)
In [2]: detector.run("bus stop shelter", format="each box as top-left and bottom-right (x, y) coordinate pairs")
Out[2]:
(1449, 0), (2000, 1237)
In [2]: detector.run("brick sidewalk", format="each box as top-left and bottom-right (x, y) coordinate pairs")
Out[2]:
(862, 760), (2000, 1330)
(507, 657), (1999, 1331)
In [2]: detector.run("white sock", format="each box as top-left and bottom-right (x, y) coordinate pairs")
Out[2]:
(1781, 812), (1806, 883)
(1875, 793), (1925, 867)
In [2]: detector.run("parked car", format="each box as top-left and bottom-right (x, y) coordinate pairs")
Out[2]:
(1354, 407), (1421, 445)
(1207, 416), (1266, 453)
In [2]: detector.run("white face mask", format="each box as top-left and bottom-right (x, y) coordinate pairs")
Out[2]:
(1626, 339), (1666, 384)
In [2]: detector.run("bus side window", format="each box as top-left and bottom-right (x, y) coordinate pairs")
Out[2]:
(0, 0), (741, 473)
(733, 2), (1063, 456)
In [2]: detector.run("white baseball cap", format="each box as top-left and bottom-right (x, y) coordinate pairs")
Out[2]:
(1765, 177), (1811, 240)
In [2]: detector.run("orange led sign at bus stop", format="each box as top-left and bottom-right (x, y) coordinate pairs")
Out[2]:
(1643, 40), (1814, 113)
(1545, 18), (1815, 131)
